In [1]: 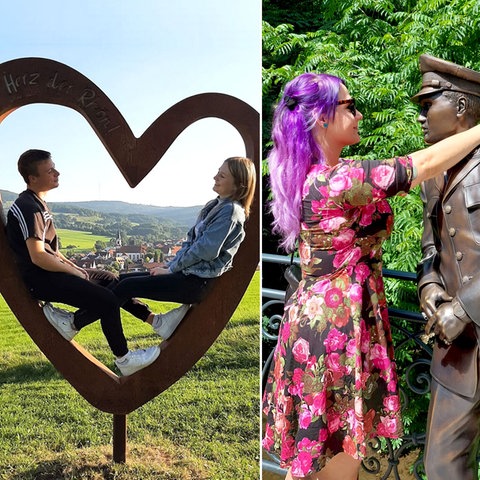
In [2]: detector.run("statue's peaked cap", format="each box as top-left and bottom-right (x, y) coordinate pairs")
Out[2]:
(412, 54), (480, 103)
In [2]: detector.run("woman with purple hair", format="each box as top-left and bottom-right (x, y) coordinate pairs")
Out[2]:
(262, 72), (480, 480)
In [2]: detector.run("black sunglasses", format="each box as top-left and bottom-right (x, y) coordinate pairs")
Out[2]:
(337, 98), (357, 117)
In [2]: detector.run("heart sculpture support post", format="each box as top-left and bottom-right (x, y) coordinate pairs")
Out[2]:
(0, 57), (260, 463)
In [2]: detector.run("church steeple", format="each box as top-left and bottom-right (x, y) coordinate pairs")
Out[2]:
(115, 230), (122, 247)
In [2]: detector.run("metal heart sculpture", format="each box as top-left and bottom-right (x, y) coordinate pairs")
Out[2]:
(0, 57), (259, 415)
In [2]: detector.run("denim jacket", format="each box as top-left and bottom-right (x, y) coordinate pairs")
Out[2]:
(168, 197), (246, 278)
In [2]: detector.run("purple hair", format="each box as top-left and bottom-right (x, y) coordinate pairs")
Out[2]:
(268, 72), (345, 252)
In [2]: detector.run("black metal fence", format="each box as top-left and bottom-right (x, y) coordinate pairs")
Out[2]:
(261, 253), (433, 480)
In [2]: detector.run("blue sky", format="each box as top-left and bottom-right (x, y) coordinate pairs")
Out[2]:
(0, 1), (260, 206)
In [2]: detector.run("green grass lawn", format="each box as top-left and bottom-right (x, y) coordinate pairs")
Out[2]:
(56, 229), (112, 253)
(0, 272), (260, 480)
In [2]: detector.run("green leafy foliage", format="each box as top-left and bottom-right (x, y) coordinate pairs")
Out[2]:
(263, 0), (480, 273)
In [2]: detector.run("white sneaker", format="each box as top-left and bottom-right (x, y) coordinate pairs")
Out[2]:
(115, 345), (161, 376)
(43, 302), (78, 341)
(152, 304), (191, 339)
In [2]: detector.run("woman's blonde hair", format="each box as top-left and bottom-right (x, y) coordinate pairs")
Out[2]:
(225, 156), (256, 218)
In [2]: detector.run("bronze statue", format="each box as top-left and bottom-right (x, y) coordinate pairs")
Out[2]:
(414, 54), (480, 480)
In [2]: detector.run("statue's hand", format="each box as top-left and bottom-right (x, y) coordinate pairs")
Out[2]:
(420, 283), (452, 319)
(426, 301), (470, 344)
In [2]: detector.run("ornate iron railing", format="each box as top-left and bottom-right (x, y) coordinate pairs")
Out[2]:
(261, 253), (433, 480)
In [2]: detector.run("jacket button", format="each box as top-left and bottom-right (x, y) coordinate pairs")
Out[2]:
(449, 227), (456, 237)
(456, 251), (463, 261)
(444, 205), (452, 213)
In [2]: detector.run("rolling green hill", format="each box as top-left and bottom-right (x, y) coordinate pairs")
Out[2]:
(0, 190), (199, 243)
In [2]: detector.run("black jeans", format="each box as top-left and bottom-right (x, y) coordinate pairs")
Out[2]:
(25, 269), (132, 356)
(73, 269), (152, 328)
(113, 271), (215, 307)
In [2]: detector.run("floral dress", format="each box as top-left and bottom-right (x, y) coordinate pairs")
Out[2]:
(262, 156), (414, 477)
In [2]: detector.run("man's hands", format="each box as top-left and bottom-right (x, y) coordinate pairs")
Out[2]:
(425, 301), (470, 344)
(420, 283), (452, 318)
(421, 283), (470, 344)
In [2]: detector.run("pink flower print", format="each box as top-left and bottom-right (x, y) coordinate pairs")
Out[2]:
(387, 379), (398, 393)
(383, 395), (400, 413)
(281, 321), (291, 344)
(377, 415), (398, 437)
(348, 283), (363, 302)
(291, 451), (314, 477)
(371, 344), (390, 370)
(325, 352), (342, 372)
(332, 228), (355, 250)
(355, 371), (369, 390)
(273, 352), (284, 379)
(280, 436), (296, 463)
(318, 428), (328, 442)
(297, 289), (311, 306)
(311, 199), (327, 213)
(299, 241), (311, 264)
(359, 202), (376, 226)
(329, 173), (353, 196)
(385, 212), (394, 233)
(327, 410), (342, 433)
(332, 304), (351, 328)
(354, 263), (371, 284)
(274, 411), (289, 435)
(292, 367), (305, 386)
(377, 199), (391, 214)
(324, 287), (343, 308)
(288, 304), (299, 325)
(318, 185), (329, 198)
(325, 328), (348, 353)
(311, 392), (326, 416)
(371, 187), (387, 200)
(354, 396), (363, 416)
(305, 296), (323, 320)
(319, 215), (347, 233)
(360, 322), (371, 353)
(262, 424), (274, 450)
(311, 278), (330, 295)
(363, 408), (375, 434)
(309, 163), (325, 177)
(302, 181), (310, 197)
(371, 164), (395, 190)
(292, 338), (310, 364)
(333, 246), (362, 269)
(283, 394), (294, 416)
(346, 407), (360, 432)
(398, 155), (411, 168)
(348, 166), (365, 182)
(289, 368), (305, 397)
(297, 437), (318, 452)
(343, 434), (357, 457)
(299, 405), (313, 429)
(306, 355), (318, 370)
(346, 338), (357, 358)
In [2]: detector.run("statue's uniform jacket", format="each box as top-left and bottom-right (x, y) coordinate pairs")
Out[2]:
(418, 147), (480, 398)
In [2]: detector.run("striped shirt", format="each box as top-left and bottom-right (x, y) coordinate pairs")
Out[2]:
(6, 189), (58, 275)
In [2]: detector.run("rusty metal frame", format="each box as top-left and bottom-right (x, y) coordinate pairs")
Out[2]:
(0, 57), (260, 462)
